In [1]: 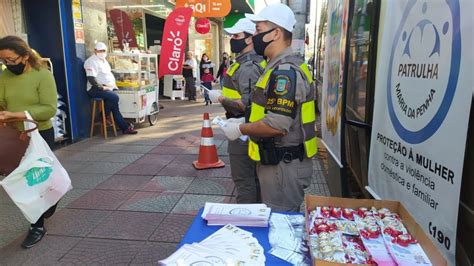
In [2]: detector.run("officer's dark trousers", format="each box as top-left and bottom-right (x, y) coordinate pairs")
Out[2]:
(228, 139), (259, 203)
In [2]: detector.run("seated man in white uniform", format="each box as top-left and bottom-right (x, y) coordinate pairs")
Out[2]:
(84, 42), (137, 134)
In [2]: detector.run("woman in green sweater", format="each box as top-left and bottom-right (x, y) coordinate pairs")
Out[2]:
(0, 36), (59, 249)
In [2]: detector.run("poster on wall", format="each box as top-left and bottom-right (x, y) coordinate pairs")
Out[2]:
(368, 0), (473, 264)
(321, 0), (349, 166)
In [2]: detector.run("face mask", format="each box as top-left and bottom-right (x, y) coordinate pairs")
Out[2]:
(97, 52), (107, 60)
(230, 38), (248, 54)
(252, 28), (276, 56)
(6, 62), (26, 75)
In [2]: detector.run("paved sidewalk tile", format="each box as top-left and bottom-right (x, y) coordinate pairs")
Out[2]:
(186, 178), (235, 195)
(170, 154), (199, 164)
(148, 146), (189, 154)
(126, 138), (167, 146)
(74, 162), (129, 175)
(47, 209), (112, 237)
(84, 144), (128, 153)
(97, 175), (153, 190)
(0, 231), (21, 250)
(0, 236), (81, 265)
(184, 146), (200, 155)
(0, 204), (30, 232)
(61, 161), (91, 173)
(119, 192), (182, 213)
(130, 242), (177, 265)
(66, 151), (109, 162)
(134, 154), (177, 164)
(149, 214), (195, 243)
(171, 194), (231, 215)
(69, 190), (134, 210)
(0, 189), (14, 206)
(117, 163), (167, 176)
(99, 153), (145, 163)
(158, 163), (198, 177)
(158, 134), (199, 146)
(69, 173), (112, 190)
(88, 211), (166, 240)
(196, 165), (232, 178)
(59, 238), (144, 265)
(140, 176), (194, 193)
(57, 189), (90, 208)
(118, 145), (155, 154)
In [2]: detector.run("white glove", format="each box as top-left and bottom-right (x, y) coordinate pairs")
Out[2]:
(221, 121), (243, 141)
(227, 117), (245, 124)
(208, 90), (223, 103)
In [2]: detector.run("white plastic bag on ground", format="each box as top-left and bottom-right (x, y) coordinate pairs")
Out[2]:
(0, 112), (72, 223)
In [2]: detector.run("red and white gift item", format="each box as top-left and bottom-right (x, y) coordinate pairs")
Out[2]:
(375, 208), (432, 266)
(342, 208), (355, 221)
(308, 205), (432, 265)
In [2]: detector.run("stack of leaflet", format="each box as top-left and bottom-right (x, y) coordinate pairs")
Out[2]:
(202, 203), (271, 227)
(159, 224), (265, 265)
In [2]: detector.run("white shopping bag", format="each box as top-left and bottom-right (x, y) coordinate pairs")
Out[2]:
(0, 113), (72, 223)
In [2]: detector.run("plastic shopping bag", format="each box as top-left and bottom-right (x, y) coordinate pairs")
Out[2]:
(0, 113), (72, 223)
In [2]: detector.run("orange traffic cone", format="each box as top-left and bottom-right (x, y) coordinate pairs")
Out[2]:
(193, 113), (225, 170)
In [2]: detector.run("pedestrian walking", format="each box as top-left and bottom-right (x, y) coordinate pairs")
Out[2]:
(220, 4), (318, 212)
(183, 51), (197, 101)
(216, 52), (230, 88)
(84, 42), (137, 134)
(199, 53), (215, 105)
(0, 35), (59, 248)
(209, 18), (267, 204)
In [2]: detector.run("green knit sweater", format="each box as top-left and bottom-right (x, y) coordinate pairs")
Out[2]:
(0, 67), (58, 131)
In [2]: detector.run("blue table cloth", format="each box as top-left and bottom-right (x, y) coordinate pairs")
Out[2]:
(178, 208), (303, 265)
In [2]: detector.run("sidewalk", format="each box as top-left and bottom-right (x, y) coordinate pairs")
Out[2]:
(0, 99), (329, 264)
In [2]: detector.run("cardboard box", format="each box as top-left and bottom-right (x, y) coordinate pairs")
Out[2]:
(304, 195), (447, 266)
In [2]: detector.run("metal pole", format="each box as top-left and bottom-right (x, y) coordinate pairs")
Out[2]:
(288, 0), (307, 57)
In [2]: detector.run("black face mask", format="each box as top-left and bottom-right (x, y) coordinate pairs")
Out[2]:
(230, 38), (248, 54)
(6, 62), (26, 75)
(252, 28), (276, 56)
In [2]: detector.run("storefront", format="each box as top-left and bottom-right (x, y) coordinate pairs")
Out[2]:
(0, 0), (234, 141)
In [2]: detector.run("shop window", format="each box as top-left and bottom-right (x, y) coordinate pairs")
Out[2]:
(344, 0), (376, 192)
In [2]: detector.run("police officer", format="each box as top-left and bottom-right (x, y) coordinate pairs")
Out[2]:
(220, 4), (318, 212)
(209, 18), (266, 203)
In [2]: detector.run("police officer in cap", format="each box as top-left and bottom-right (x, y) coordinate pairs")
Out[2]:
(209, 18), (266, 203)
(220, 4), (318, 212)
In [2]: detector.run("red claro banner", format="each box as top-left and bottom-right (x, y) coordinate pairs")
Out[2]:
(158, 7), (193, 78)
(195, 18), (211, 34)
(176, 0), (231, 18)
(108, 9), (139, 49)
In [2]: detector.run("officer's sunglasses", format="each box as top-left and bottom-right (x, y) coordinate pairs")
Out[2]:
(0, 55), (22, 65)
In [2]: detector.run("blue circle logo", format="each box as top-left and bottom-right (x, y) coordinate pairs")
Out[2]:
(387, 0), (461, 144)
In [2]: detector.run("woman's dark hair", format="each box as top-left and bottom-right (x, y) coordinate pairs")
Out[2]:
(0, 35), (44, 70)
(201, 53), (209, 61)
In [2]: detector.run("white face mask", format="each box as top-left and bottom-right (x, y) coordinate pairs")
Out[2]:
(96, 52), (107, 60)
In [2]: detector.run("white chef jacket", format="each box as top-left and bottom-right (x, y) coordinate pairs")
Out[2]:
(84, 54), (116, 91)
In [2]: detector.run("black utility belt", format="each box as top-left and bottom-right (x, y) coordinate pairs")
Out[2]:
(225, 113), (245, 119)
(258, 141), (305, 165)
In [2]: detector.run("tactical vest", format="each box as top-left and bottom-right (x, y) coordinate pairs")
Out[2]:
(248, 54), (318, 162)
(221, 54), (267, 100)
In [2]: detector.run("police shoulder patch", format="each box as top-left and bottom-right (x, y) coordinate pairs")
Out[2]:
(265, 68), (297, 119)
(274, 75), (290, 96)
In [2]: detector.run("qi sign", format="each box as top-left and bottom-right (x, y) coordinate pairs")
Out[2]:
(176, 0), (231, 18)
